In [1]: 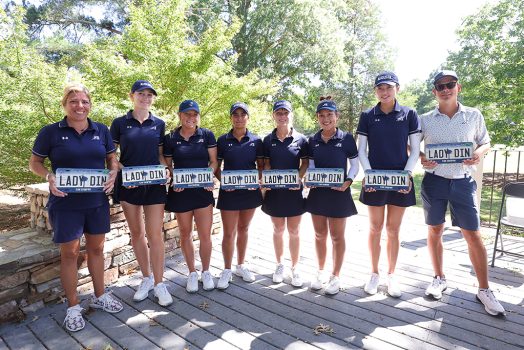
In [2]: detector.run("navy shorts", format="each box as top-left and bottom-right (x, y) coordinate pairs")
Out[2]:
(359, 178), (416, 207)
(48, 202), (110, 243)
(113, 171), (167, 205)
(421, 172), (480, 231)
(165, 187), (214, 213)
(262, 187), (305, 217)
(306, 187), (358, 218)
(216, 188), (262, 211)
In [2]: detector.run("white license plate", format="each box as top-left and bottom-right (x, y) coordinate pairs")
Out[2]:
(221, 170), (260, 190)
(122, 165), (166, 186)
(364, 170), (410, 191)
(172, 168), (214, 189)
(304, 168), (345, 188)
(55, 168), (108, 193)
(425, 142), (473, 163)
(262, 170), (300, 189)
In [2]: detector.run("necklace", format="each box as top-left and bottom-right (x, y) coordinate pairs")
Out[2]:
(321, 130), (335, 140)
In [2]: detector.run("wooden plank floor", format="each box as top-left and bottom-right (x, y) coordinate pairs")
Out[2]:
(1, 205), (523, 350)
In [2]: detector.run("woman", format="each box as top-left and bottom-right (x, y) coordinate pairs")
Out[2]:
(357, 71), (420, 298)
(306, 97), (359, 295)
(164, 100), (218, 293)
(29, 84), (122, 332)
(262, 100), (308, 287)
(215, 102), (264, 289)
(110, 80), (172, 306)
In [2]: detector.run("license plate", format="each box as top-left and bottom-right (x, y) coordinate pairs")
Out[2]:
(172, 168), (214, 189)
(364, 170), (410, 191)
(425, 142), (474, 163)
(262, 170), (300, 189)
(55, 168), (109, 193)
(304, 168), (344, 188)
(122, 165), (167, 186)
(221, 170), (260, 190)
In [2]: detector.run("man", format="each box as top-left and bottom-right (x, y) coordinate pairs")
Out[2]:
(420, 70), (505, 316)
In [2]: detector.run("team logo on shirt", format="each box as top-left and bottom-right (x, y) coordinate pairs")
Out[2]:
(228, 143), (233, 147)
(197, 139), (204, 143)
(272, 143), (276, 147)
(314, 143), (320, 147)
(335, 143), (342, 147)
(127, 126), (132, 129)
(176, 141), (182, 145)
(374, 118), (380, 122)
(396, 115), (406, 121)
(92, 136), (100, 140)
(61, 136), (68, 140)
(150, 126), (157, 130)
(249, 143), (255, 146)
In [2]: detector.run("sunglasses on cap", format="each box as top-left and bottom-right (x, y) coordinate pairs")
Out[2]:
(435, 81), (457, 92)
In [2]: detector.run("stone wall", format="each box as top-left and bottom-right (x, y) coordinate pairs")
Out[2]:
(0, 183), (221, 323)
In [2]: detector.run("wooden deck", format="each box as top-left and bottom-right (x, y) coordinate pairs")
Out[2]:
(1, 205), (523, 350)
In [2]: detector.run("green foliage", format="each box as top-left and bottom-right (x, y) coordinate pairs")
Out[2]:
(398, 79), (436, 115)
(445, 0), (524, 146)
(0, 7), (68, 186)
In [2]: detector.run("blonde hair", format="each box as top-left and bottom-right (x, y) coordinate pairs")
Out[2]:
(61, 83), (91, 107)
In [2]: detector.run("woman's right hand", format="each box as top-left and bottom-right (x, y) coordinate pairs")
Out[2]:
(421, 156), (438, 169)
(362, 177), (376, 192)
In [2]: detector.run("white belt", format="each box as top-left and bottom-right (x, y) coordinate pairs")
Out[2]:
(426, 172), (469, 179)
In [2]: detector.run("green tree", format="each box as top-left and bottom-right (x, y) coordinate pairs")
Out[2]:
(445, 0), (524, 146)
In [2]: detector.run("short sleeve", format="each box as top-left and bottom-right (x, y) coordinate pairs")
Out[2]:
(217, 135), (225, 160)
(306, 136), (314, 158)
(110, 118), (120, 144)
(408, 110), (421, 134)
(262, 135), (271, 158)
(32, 125), (52, 158)
(158, 121), (165, 146)
(356, 112), (369, 136)
(298, 136), (308, 158)
(163, 133), (173, 157)
(205, 129), (217, 148)
(100, 124), (116, 154)
(344, 133), (358, 159)
(475, 110), (490, 145)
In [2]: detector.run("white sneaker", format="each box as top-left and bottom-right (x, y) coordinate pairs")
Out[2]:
(63, 304), (85, 332)
(186, 271), (199, 293)
(387, 274), (402, 298)
(476, 288), (506, 316)
(310, 270), (326, 290)
(154, 282), (173, 306)
(201, 271), (215, 291)
(273, 263), (284, 283)
(217, 269), (233, 290)
(425, 276), (447, 300)
(89, 292), (123, 313)
(364, 273), (380, 295)
(324, 275), (340, 295)
(291, 268), (303, 287)
(133, 275), (154, 301)
(235, 264), (255, 282)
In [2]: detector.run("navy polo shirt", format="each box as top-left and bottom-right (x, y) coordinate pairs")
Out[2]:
(307, 128), (358, 176)
(263, 128), (308, 169)
(110, 111), (165, 167)
(163, 127), (217, 168)
(357, 101), (420, 170)
(217, 129), (263, 170)
(32, 117), (115, 210)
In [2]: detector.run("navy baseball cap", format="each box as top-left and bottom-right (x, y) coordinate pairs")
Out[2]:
(273, 100), (293, 112)
(316, 100), (337, 113)
(131, 80), (157, 95)
(374, 71), (399, 87)
(433, 70), (459, 84)
(230, 102), (249, 115)
(178, 100), (200, 113)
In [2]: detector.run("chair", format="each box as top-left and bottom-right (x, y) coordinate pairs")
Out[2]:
(491, 182), (524, 266)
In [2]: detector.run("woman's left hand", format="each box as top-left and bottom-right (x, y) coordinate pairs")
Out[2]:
(104, 169), (117, 194)
(332, 180), (352, 192)
(398, 177), (413, 194)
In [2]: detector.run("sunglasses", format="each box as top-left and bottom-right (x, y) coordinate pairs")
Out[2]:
(435, 81), (457, 92)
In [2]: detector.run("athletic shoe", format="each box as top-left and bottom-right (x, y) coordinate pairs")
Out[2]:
(310, 270), (327, 290)
(324, 275), (340, 295)
(89, 292), (123, 313)
(63, 304), (85, 332)
(364, 273), (380, 295)
(186, 271), (199, 293)
(425, 276), (447, 300)
(387, 274), (402, 298)
(291, 268), (303, 287)
(273, 263), (285, 283)
(133, 275), (154, 302)
(201, 271), (215, 291)
(217, 269), (233, 290)
(154, 282), (173, 306)
(235, 264), (256, 282)
(476, 288), (506, 316)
